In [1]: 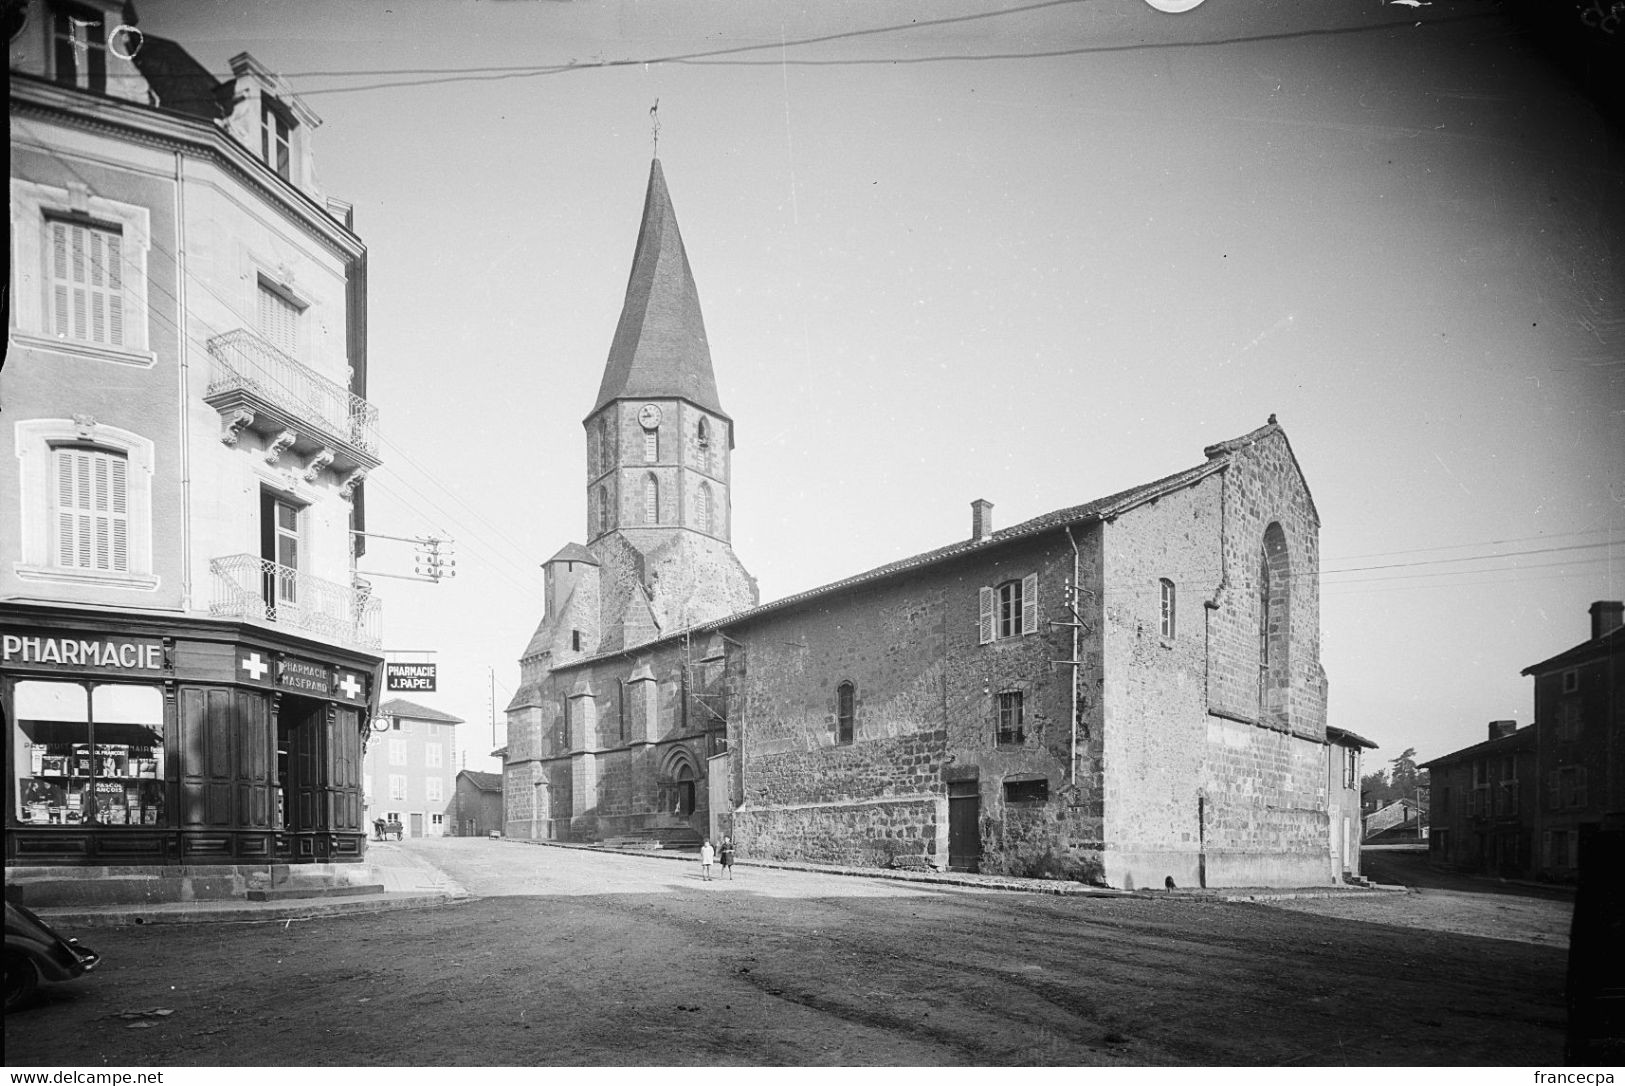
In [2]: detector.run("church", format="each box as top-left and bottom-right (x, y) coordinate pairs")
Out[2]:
(503, 159), (1360, 889)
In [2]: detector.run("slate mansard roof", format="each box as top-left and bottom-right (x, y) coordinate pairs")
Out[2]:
(590, 159), (729, 424)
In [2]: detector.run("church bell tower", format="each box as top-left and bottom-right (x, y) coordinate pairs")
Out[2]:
(582, 159), (758, 651)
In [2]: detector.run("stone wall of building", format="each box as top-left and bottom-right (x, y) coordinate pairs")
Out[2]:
(1204, 430), (1326, 740)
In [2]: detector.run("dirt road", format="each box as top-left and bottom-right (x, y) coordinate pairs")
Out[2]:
(3, 839), (1567, 1066)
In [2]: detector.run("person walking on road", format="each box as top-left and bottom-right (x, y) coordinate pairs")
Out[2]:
(719, 835), (736, 880)
(699, 839), (715, 881)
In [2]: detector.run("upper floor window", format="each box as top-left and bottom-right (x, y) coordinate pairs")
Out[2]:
(12, 181), (153, 363)
(47, 216), (123, 349)
(388, 774), (407, 801)
(388, 739), (406, 766)
(14, 420), (157, 590)
(52, 4), (107, 93)
(426, 778), (443, 803)
(997, 690), (1025, 746)
(425, 743), (443, 768)
(256, 278), (303, 359)
(261, 97), (295, 181)
(643, 428), (659, 463)
(836, 681), (855, 745)
(979, 574), (1037, 643)
(1159, 578), (1176, 639)
(1561, 669), (1579, 694)
(52, 445), (127, 574)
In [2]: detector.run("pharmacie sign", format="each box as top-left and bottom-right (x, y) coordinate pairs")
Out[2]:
(386, 663), (436, 692)
(2, 632), (163, 671)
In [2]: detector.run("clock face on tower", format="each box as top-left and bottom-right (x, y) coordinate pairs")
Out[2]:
(638, 404), (663, 430)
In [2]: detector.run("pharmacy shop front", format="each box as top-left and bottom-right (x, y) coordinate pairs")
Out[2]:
(3, 606), (380, 870)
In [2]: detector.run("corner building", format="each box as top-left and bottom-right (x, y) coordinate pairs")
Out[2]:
(5, 2), (382, 895)
(506, 159), (1340, 887)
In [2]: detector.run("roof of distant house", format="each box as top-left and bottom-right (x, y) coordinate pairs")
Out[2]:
(1326, 725), (1378, 749)
(1419, 723), (1536, 768)
(379, 698), (464, 724)
(457, 770), (502, 792)
(1520, 621), (1624, 677)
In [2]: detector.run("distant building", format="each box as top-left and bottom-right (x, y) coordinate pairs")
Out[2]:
(1422, 600), (1623, 882)
(1423, 721), (1538, 875)
(363, 698), (462, 838)
(447, 771), (502, 837)
(506, 157), (1349, 889)
(1524, 600), (1624, 879)
(5, 1), (381, 888)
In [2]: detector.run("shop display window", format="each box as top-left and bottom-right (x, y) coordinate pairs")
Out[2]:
(13, 680), (165, 827)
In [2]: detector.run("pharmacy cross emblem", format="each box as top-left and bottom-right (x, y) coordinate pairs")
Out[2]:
(241, 652), (269, 681)
(337, 672), (362, 699)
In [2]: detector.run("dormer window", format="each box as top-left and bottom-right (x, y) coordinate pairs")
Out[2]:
(53, 4), (108, 94)
(261, 97), (295, 181)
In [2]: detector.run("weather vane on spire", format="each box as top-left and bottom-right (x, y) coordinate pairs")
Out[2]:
(650, 98), (660, 158)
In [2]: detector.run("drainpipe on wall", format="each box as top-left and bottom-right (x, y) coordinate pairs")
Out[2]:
(173, 151), (193, 609)
(1064, 525), (1081, 783)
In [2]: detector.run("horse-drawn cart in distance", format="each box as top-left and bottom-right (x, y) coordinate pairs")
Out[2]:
(372, 818), (403, 841)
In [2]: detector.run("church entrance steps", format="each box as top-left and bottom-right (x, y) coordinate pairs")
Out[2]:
(599, 826), (703, 852)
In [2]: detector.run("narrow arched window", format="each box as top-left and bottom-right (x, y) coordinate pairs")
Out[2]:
(597, 485), (610, 535)
(1159, 578), (1176, 639)
(836, 681), (855, 744)
(696, 484), (712, 534)
(1259, 523), (1291, 721)
(599, 417), (614, 475)
(643, 474), (659, 524)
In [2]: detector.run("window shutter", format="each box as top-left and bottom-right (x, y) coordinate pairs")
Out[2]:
(1576, 767), (1588, 808)
(106, 233), (123, 346)
(1022, 573), (1038, 635)
(1547, 771), (1560, 810)
(50, 222), (71, 336)
(56, 450), (77, 566)
(978, 586), (995, 645)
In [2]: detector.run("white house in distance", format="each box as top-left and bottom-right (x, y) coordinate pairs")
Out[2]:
(363, 698), (461, 838)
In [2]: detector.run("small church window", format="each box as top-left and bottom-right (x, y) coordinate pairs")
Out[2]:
(598, 485), (610, 535)
(1160, 579), (1176, 639)
(697, 417), (710, 448)
(696, 484), (712, 534)
(571, 630), (582, 652)
(644, 428), (658, 463)
(643, 475), (659, 524)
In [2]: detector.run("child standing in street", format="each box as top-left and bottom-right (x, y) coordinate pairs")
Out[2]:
(719, 835), (736, 880)
(699, 838), (715, 881)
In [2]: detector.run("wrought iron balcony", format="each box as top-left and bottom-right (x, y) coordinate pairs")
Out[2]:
(204, 329), (381, 476)
(210, 554), (382, 650)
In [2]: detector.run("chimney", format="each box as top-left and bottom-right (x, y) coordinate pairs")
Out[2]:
(1589, 600), (1623, 641)
(971, 499), (994, 542)
(1489, 720), (1517, 740)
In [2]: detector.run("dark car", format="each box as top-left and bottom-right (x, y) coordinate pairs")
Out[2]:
(3, 900), (99, 1011)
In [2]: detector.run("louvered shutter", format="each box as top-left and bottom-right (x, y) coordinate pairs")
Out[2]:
(644, 476), (659, 524)
(978, 586), (995, 645)
(257, 283), (300, 357)
(54, 447), (128, 572)
(1022, 573), (1038, 635)
(696, 486), (711, 533)
(47, 221), (124, 347)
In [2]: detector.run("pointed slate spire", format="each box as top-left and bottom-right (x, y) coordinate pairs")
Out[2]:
(591, 159), (728, 419)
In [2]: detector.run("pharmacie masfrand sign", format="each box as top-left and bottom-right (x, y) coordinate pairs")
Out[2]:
(2, 632), (164, 671)
(386, 663), (437, 692)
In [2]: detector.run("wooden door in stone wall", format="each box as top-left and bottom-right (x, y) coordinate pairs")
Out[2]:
(948, 780), (981, 872)
(328, 706), (364, 837)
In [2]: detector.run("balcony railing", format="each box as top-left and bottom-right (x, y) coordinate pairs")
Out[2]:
(206, 329), (380, 456)
(210, 554), (382, 650)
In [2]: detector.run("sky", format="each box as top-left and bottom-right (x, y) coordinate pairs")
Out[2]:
(131, 0), (1625, 778)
